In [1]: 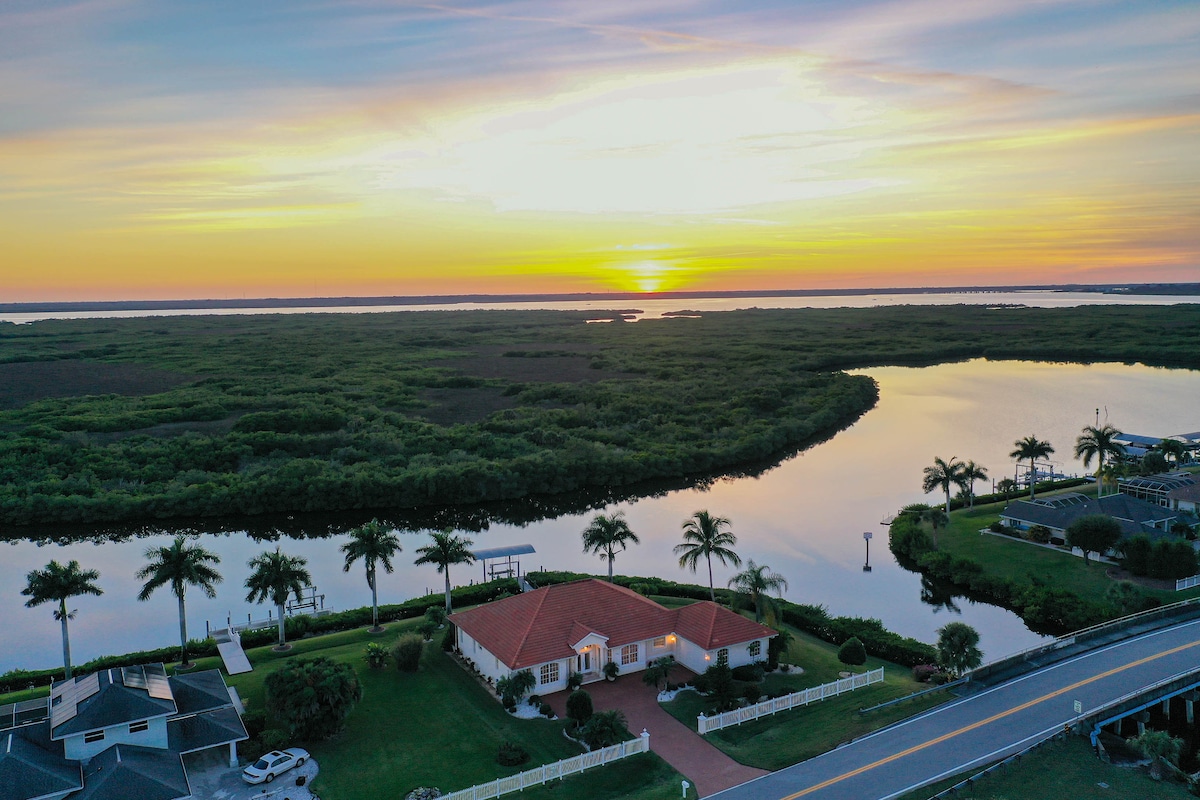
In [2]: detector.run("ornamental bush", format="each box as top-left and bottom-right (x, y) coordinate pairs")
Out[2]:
(392, 634), (424, 672)
(265, 656), (362, 741)
(838, 637), (867, 666)
(496, 741), (529, 766)
(566, 689), (593, 726)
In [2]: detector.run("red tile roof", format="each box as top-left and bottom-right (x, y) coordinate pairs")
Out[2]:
(449, 579), (774, 670)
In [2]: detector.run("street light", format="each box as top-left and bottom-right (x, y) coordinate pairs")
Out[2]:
(862, 531), (873, 572)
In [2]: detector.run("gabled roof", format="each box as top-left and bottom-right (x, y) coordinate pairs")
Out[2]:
(450, 579), (774, 670)
(73, 744), (189, 800)
(51, 668), (176, 739)
(166, 707), (248, 755)
(1168, 483), (1200, 504)
(0, 724), (82, 800)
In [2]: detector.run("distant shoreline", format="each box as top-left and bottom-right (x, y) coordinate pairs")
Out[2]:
(5, 283), (1198, 313)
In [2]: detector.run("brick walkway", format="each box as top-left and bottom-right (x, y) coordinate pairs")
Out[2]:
(545, 666), (768, 798)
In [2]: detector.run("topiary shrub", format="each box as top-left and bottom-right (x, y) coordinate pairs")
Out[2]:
(566, 689), (594, 727)
(539, 702), (553, 718)
(392, 634), (424, 672)
(838, 637), (867, 666)
(496, 741), (529, 766)
(265, 656), (362, 740)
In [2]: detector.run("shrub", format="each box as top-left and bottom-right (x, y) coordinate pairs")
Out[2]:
(742, 684), (762, 704)
(405, 789), (443, 800)
(259, 728), (291, 753)
(265, 657), (362, 740)
(912, 664), (940, 683)
(731, 663), (764, 682)
(363, 642), (389, 669)
(603, 661), (620, 680)
(703, 660), (738, 712)
(392, 634), (424, 672)
(441, 624), (456, 652)
(838, 637), (867, 666)
(988, 521), (1004, 533)
(579, 709), (627, 749)
(566, 690), (594, 726)
(424, 606), (447, 627)
(779, 664), (791, 673)
(539, 702), (553, 718)
(527, 694), (540, 707)
(417, 621), (437, 641)
(1122, 535), (1153, 576)
(502, 696), (516, 712)
(1023, 525), (1052, 544)
(567, 671), (584, 690)
(496, 741), (529, 766)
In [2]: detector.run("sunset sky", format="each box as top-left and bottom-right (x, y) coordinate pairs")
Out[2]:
(1, 1), (1197, 301)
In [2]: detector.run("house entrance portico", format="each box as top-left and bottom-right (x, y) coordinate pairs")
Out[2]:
(576, 644), (603, 681)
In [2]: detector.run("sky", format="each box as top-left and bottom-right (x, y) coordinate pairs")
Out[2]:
(1, 0), (1197, 301)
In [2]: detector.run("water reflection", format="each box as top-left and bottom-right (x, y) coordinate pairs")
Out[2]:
(3, 359), (1200, 673)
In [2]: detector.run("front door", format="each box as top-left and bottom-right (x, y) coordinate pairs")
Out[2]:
(577, 648), (592, 672)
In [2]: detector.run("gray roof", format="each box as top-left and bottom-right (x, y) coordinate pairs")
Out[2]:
(472, 544), (536, 560)
(1000, 493), (1176, 539)
(0, 724), (81, 800)
(74, 744), (189, 800)
(1169, 484), (1200, 504)
(167, 707), (248, 755)
(1114, 433), (1163, 446)
(51, 669), (176, 739)
(1120, 473), (1196, 492)
(168, 670), (232, 716)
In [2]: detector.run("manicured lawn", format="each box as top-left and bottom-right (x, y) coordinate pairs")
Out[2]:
(900, 735), (1194, 800)
(661, 623), (947, 771)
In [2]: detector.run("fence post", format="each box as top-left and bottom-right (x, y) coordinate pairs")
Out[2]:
(641, 727), (650, 752)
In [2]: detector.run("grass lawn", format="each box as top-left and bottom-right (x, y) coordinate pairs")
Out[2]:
(661, 624), (947, 771)
(900, 735), (1194, 800)
(932, 489), (1200, 607)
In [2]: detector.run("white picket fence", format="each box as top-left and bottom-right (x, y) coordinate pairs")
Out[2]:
(697, 667), (885, 734)
(442, 732), (650, 800)
(1177, 574), (1200, 592)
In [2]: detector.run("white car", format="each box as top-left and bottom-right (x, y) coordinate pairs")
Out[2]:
(242, 748), (310, 784)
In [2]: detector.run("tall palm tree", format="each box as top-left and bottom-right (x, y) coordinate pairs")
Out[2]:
(341, 519), (403, 632)
(414, 530), (476, 614)
(727, 561), (788, 623)
(1155, 438), (1188, 466)
(22, 560), (103, 679)
(960, 461), (989, 509)
(1074, 425), (1126, 496)
(1010, 436), (1055, 500)
(136, 536), (222, 668)
(580, 511), (640, 582)
(922, 456), (966, 514)
(244, 548), (311, 650)
(675, 511), (741, 601)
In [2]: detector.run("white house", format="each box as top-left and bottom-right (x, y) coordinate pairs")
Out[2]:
(448, 579), (775, 694)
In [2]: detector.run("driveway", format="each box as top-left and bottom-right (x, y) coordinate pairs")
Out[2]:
(546, 665), (767, 798)
(184, 749), (321, 800)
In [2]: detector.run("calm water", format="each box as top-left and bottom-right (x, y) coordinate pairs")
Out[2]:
(2, 290), (1197, 324)
(3, 359), (1200, 674)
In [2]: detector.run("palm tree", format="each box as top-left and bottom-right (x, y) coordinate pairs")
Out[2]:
(1074, 425), (1126, 496)
(244, 548), (312, 650)
(920, 507), (949, 548)
(922, 456), (966, 514)
(1156, 438), (1188, 466)
(1010, 436), (1055, 499)
(136, 536), (222, 668)
(22, 560), (103, 679)
(580, 511), (640, 582)
(727, 561), (788, 623)
(675, 511), (741, 601)
(960, 461), (989, 509)
(414, 530), (476, 614)
(341, 519), (403, 632)
(936, 621), (983, 677)
(997, 478), (1017, 501)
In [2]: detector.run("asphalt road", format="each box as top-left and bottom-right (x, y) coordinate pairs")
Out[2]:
(707, 618), (1200, 800)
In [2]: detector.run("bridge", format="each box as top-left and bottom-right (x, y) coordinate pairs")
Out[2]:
(708, 598), (1200, 800)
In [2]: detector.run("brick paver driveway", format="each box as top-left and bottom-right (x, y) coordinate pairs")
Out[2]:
(546, 666), (767, 798)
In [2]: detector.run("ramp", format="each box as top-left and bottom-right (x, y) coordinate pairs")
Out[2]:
(213, 628), (253, 675)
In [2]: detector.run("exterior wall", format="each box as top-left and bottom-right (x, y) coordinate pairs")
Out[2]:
(673, 635), (709, 674)
(724, 637), (769, 669)
(529, 659), (570, 694)
(62, 715), (169, 761)
(457, 628), (510, 687)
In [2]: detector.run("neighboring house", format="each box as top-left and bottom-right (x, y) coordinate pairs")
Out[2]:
(0, 664), (248, 800)
(1112, 432), (1162, 463)
(1168, 483), (1200, 515)
(1117, 472), (1197, 507)
(999, 492), (1177, 544)
(448, 579), (775, 694)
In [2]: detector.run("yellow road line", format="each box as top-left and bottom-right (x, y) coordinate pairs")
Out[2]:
(780, 638), (1200, 800)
